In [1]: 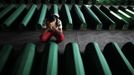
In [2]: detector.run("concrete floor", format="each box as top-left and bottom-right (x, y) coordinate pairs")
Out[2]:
(0, 30), (134, 53)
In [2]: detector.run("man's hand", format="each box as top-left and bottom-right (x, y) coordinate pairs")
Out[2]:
(47, 23), (56, 30)
(52, 27), (62, 33)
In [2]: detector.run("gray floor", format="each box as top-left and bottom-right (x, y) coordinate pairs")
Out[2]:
(0, 30), (134, 53)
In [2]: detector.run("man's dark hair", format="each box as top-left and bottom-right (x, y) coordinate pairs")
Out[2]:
(46, 14), (57, 22)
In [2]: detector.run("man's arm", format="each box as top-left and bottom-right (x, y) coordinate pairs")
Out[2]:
(41, 25), (50, 33)
(53, 19), (63, 33)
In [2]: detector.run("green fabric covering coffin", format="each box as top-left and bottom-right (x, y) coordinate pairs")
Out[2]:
(49, 4), (59, 14)
(90, 5), (115, 30)
(118, 6), (134, 21)
(21, 4), (37, 28)
(118, 6), (134, 29)
(127, 6), (134, 12)
(12, 43), (36, 75)
(109, 6), (134, 29)
(100, 5), (129, 30)
(30, 42), (58, 75)
(0, 4), (15, 19)
(0, 44), (13, 72)
(103, 42), (134, 75)
(3, 4), (26, 29)
(64, 42), (85, 75)
(71, 4), (87, 30)
(81, 5), (102, 30)
(122, 42), (134, 68)
(46, 42), (58, 75)
(37, 4), (47, 29)
(60, 4), (73, 30)
(83, 42), (112, 75)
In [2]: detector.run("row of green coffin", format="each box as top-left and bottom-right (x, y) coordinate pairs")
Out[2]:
(0, 42), (134, 75)
(0, 0), (89, 4)
(0, 0), (132, 5)
(0, 4), (134, 30)
(92, 0), (131, 5)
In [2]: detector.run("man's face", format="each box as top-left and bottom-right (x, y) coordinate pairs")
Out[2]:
(47, 19), (56, 26)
